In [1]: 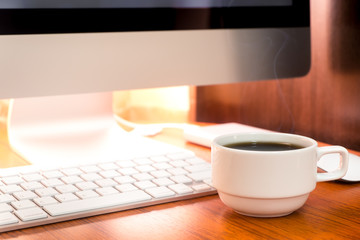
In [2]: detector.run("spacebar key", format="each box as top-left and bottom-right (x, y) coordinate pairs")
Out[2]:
(44, 190), (152, 217)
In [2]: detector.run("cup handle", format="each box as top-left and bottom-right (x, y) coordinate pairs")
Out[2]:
(316, 146), (349, 182)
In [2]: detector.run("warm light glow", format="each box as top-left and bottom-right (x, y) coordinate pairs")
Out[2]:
(0, 99), (10, 144)
(113, 86), (190, 124)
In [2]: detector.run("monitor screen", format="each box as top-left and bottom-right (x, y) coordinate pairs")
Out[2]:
(0, 0), (305, 33)
(0, 0), (310, 99)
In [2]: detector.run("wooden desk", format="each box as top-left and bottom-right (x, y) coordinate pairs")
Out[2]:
(0, 128), (359, 239)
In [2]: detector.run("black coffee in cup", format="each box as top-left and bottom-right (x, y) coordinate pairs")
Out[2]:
(224, 142), (304, 151)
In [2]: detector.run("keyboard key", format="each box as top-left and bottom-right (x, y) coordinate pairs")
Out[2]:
(150, 170), (171, 178)
(135, 165), (156, 173)
(95, 187), (119, 196)
(18, 166), (41, 175)
(184, 163), (211, 173)
(44, 190), (152, 217)
(170, 175), (192, 184)
(0, 169), (21, 178)
(167, 168), (188, 176)
(0, 185), (23, 194)
(192, 183), (211, 192)
(33, 197), (58, 207)
(15, 207), (48, 221)
(13, 191), (37, 200)
(0, 212), (18, 226)
(145, 186), (175, 198)
(99, 170), (121, 179)
(41, 179), (64, 187)
(55, 184), (79, 194)
(152, 163), (172, 170)
(11, 200), (37, 210)
(203, 179), (213, 187)
(22, 173), (44, 182)
(35, 187), (59, 197)
(152, 177), (174, 186)
(169, 184), (193, 195)
(114, 176), (136, 184)
(0, 194), (15, 204)
(80, 173), (102, 182)
(169, 160), (189, 168)
(2, 176), (24, 185)
(118, 168), (138, 176)
(134, 181), (156, 190)
(55, 193), (79, 203)
(75, 190), (99, 199)
(75, 181), (98, 191)
(115, 184), (138, 193)
(187, 171), (211, 182)
(132, 173), (154, 181)
(95, 179), (117, 188)
(0, 203), (14, 213)
(116, 160), (136, 168)
(20, 181), (44, 191)
(61, 176), (83, 184)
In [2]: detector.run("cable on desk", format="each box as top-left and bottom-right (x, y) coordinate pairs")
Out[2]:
(113, 114), (198, 136)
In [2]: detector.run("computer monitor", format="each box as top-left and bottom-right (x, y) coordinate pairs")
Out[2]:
(0, 0), (310, 98)
(0, 0), (310, 166)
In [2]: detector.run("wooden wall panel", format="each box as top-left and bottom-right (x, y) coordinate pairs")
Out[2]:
(195, 0), (360, 151)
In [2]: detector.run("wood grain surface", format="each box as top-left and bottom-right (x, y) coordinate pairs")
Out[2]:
(0, 128), (359, 239)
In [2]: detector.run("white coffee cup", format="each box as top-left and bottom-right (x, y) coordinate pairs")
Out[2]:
(211, 132), (349, 217)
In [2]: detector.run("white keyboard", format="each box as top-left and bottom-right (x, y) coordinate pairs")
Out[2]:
(0, 151), (215, 232)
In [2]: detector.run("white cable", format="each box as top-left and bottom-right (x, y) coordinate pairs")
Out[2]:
(113, 114), (198, 136)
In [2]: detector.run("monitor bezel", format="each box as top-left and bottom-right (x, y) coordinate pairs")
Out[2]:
(0, 0), (309, 35)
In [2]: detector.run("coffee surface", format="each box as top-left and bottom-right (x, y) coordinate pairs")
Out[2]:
(224, 142), (304, 151)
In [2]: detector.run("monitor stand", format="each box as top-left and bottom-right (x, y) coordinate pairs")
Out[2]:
(7, 92), (179, 167)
